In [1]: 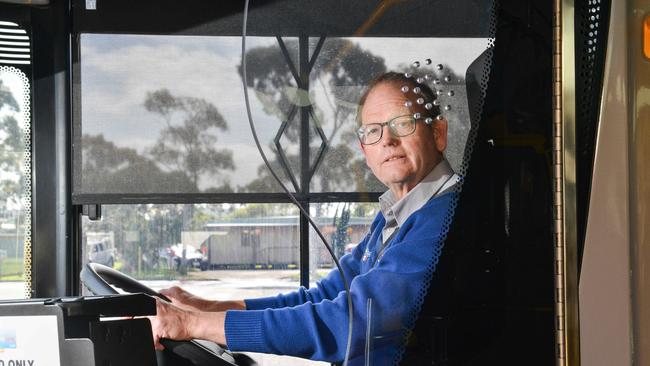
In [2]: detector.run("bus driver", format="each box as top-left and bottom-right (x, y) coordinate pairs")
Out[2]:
(149, 71), (459, 364)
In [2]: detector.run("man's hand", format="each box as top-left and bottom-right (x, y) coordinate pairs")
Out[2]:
(159, 286), (246, 312)
(149, 298), (196, 350)
(159, 286), (210, 312)
(149, 298), (227, 350)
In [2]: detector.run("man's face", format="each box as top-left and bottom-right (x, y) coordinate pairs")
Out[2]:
(360, 82), (447, 198)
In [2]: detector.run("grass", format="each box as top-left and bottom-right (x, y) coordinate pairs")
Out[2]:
(0, 257), (23, 281)
(114, 260), (188, 281)
(287, 269), (331, 282)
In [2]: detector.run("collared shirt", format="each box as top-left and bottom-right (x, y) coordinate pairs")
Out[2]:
(378, 159), (458, 244)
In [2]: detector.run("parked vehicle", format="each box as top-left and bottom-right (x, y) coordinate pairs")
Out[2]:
(168, 244), (208, 271)
(87, 239), (115, 268)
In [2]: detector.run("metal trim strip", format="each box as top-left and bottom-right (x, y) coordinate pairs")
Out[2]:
(554, 0), (581, 365)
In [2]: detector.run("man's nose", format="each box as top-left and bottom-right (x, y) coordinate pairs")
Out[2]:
(380, 125), (398, 145)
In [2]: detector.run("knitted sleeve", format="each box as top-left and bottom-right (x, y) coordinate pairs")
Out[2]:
(226, 194), (454, 363)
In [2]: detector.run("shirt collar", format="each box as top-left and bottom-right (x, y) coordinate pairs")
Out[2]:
(379, 159), (456, 227)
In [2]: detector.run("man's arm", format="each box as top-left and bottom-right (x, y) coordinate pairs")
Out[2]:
(150, 194), (453, 362)
(159, 237), (368, 314)
(245, 240), (368, 310)
(148, 243), (368, 350)
(159, 225), (375, 313)
(224, 194), (455, 362)
(160, 286), (246, 312)
(224, 237), (445, 362)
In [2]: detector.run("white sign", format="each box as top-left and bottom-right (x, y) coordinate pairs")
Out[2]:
(0, 316), (60, 366)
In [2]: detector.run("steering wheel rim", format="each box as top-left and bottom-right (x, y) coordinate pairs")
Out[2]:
(80, 263), (239, 366)
(81, 262), (172, 301)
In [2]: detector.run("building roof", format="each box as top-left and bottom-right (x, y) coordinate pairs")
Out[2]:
(204, 215), (374, 228)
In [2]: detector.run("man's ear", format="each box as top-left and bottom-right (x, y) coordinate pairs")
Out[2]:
(433, 119), (448, 152)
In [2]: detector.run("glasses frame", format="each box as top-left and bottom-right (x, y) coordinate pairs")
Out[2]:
(357, 114), (431, 145)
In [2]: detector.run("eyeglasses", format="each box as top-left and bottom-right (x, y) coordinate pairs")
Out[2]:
(357, 114), (432, 145)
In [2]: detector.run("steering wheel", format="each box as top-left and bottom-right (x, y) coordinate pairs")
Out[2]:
(80, 262), (250, 366)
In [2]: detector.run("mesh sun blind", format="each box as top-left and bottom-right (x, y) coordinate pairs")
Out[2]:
(72, 0), (495, 202)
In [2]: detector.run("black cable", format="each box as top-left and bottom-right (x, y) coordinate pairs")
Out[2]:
(240, 1), (354, 365)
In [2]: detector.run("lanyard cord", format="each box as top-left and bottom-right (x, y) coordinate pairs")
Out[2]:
(241, 2), (354, 365)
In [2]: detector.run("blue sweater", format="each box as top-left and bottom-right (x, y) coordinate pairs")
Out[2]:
(224, 192), (456, 364)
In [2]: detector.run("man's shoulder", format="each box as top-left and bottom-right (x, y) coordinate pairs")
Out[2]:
(419, 190), (458, 215)
(399, 191), (458, 239)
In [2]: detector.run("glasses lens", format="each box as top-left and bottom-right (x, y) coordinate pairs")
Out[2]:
(359, 123), (383, 145)
(390, 116), (416, 137)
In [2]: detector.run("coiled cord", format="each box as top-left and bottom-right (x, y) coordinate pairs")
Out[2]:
(240, 1), (354, 365)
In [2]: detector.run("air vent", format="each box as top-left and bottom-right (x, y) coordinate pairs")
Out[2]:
(0, 0), (48, 4)
(0, 21), (30, 65)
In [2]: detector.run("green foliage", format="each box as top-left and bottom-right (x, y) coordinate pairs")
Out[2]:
(82, 134), (198, 193)
(84, 204), (185, 274)
(0, 79), (19, 112)
(0, 78), (26, 215)
(352, 202), (379, 217)
(331, 202), (351, 258)
(0, 257), (23, 280)
(226, 203), (298, 219)
(81, 89), (235, 194)
(145, 89), (234, 188)
(190, 205), (214, 230)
